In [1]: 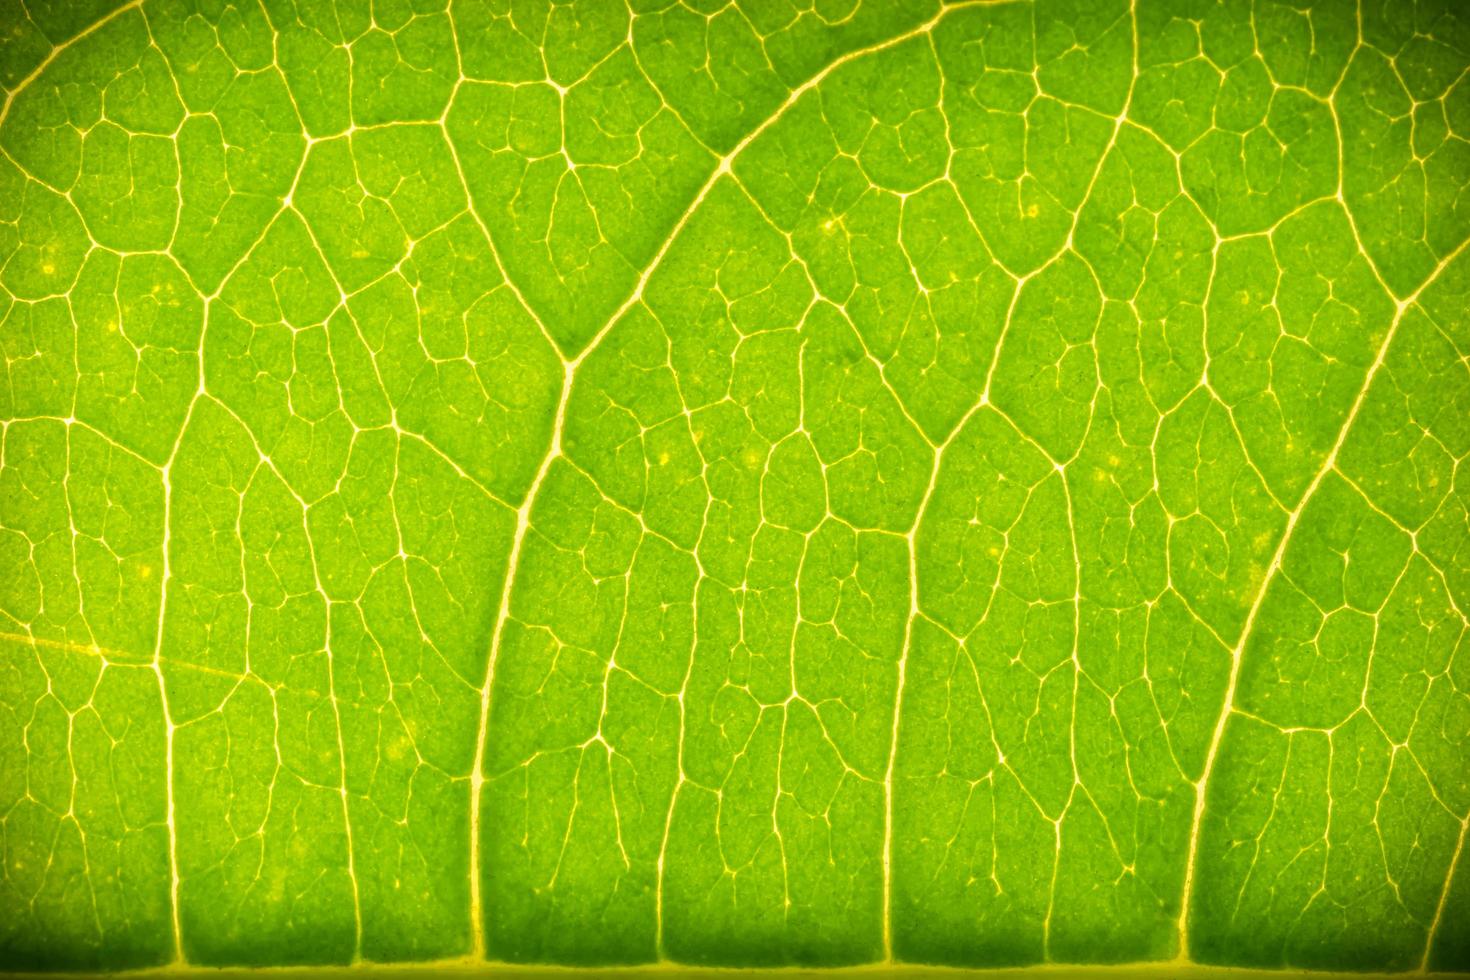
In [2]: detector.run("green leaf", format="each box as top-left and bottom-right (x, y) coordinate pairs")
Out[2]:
(1, 0), (1468, 973)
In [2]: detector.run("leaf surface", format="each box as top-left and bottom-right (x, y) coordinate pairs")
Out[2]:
(1, 0), (1468, 972)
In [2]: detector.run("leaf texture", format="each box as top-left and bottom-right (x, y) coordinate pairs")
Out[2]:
(0, 0), (1468, 972)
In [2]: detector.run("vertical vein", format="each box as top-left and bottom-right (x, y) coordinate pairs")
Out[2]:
(1422, 815), (1469, 971)
(462, 5), (998, 960)
(1175, 229), (1470, 959)
(467, 361), (572, 959)
(883, 442), (941, 962)
(151, 402), (197, 967)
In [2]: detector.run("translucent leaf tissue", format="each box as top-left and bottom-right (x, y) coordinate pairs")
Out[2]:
(0, 0), (1468, 974)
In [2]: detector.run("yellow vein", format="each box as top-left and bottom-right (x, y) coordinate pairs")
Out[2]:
(1174, 231), (1470, 963)
(464, 0), (1015, 959)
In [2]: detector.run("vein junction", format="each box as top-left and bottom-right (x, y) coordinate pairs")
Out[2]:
(0, 0), (1467, 972)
